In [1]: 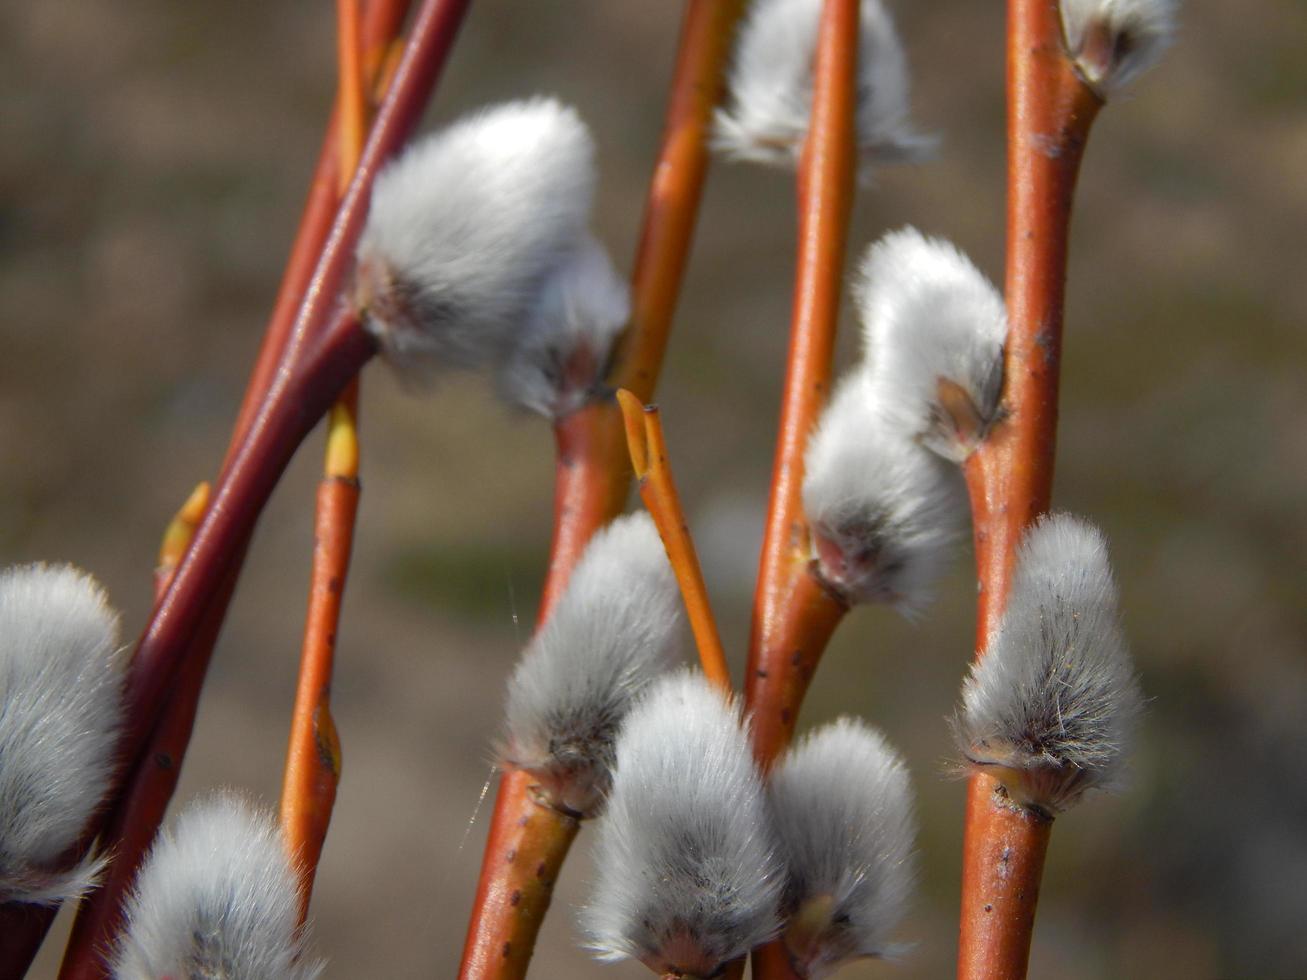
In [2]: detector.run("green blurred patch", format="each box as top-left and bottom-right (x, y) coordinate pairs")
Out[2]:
(384, 540), (546, 623)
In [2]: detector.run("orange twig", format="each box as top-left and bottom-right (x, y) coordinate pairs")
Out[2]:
(744, 0), (859, 770)
(280, 396), (359, 920)
(535, 0), (746, 620)
(281, 394), (360, 919)
(745, 4), (858, 975)
(955, 2), (1102, 978)
(460, 4), (743, 977)
(458, 769), (581, 980)
(617, 389), (731, 691)
(276, 0), (371, 918)
(336, 0), (368, 194)
(747, 570), (846, 770)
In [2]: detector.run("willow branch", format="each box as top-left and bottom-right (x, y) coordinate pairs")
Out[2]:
(617, 390), (731, 691)
(743, 0), (858, 772)
(275, 0), (373, 918)
(122, 0), (470, 783)
(956, 2), (1103, 978)
(459, 3), (744, 977)
(0, 7), (469, 971)
(226, 0), (414, 463)
(279, 396), (359, 921)
(535, 0), (746, 618)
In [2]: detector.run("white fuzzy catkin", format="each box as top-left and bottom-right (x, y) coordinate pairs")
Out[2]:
(495, 233), (630, 419)
(583, 670), (782, 977)
(957, 514), (1144, 814)
(356, 97), (595, 382)
(502, 512), (685, 817)
(770, 718), (916, 978)
(0, 563), (123, 905)
(802, 376), (965, 614)
(857, 227), (1008, 462)
(111, 794), (322, 980)
(1059, 0), (1178, 97)
(714, 0), (933, 179)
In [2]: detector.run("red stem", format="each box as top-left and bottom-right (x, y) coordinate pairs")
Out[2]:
(745, 0), (858, 768)
(457, 770), (580, 980)
(536, 408), (629, 622)
(124, 0), (471, 785)
(126, 315), (375, 761)
(955, 2), (1101, 978)
(226, 0), (414, 464)
(460, 2), (744, 976)
(0, 3), (467, 974)
(57, 565), (242, 980)
(280, 457), (361, 921)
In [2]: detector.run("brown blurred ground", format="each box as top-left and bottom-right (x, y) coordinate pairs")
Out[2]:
(2, 2), (1305, 977)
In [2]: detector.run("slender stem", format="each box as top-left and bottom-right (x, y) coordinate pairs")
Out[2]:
(957, 777), (1053, 980)
(745, 0), (858, 765)
(279, 391), (360, 923)
(58, 483), (222, 979)
(337, 0), (368, 192)
(226, 0), (413, 461)
(746, 570), (846, 770)
(617, 390), (731, 691)
(0, 3), (454, 973)
(536, 407), (629, 621)
(458, 770), (580, 980)
(460, 3), (743, 976)
(57, 565), (242, 980)
(745, 3), (858, 976)
(67, 5), (387, 968)
(955, 2), (1102, 978)
(276, 0), (372, 916)
(535, 0), (746, 620)
(124, 0), (470, 780)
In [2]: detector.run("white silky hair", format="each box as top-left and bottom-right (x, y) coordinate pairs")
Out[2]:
(111, 793), (323, 980)
(495, 233), (631, 419)
(1059, 0), (1178, 97)
(857, 227), (1008, 462)
(957, 513), (1144, 813)
(582, 670), (783, 976)
(0, 563), (123, 905)
(770, 718), (916, 976)
(802, 376), (965, 614)
(713, 0), (934, 180)
(356, 97), (596, 382)
(502, 512), (685, 817)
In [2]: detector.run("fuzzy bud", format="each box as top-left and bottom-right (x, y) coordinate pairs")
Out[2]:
(582, 670), (782, 977)
(111, 794), (322, 980)
(356, 97), (595, 382)
(857, 227), (1008, 462)
(770, 718), (916, 978)
(0, 563), (123, 905)
(714, 0), (934, 180)
(501, 513), (685, 817)
(956, 514), (1144, 815)
(802, 377), (965, 614)
(1059, 0), (1178, 98)
(494, 233), (630, 419)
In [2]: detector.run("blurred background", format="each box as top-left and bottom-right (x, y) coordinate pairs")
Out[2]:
(2, 2), (1304, 977)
